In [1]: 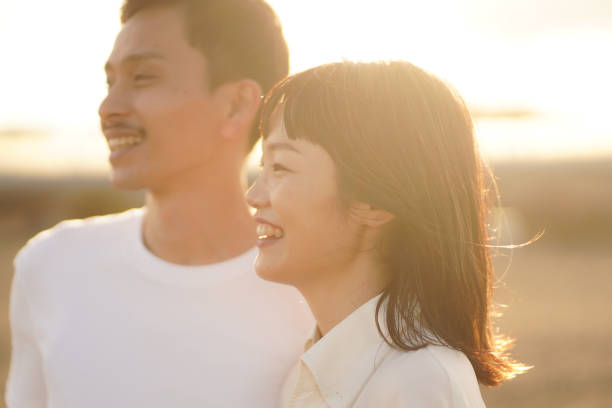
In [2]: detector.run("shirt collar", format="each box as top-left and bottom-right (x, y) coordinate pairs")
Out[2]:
(303, 326), (322, 352)
(300, 294), (392, 408)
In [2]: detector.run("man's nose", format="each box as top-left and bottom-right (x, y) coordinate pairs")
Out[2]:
(98, 83), (130, 122)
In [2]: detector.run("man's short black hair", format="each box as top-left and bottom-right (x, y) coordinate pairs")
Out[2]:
(121, 0), (289, 151)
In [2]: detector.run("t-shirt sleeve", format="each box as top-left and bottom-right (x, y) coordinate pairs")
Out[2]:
(5, 247), (47, 408)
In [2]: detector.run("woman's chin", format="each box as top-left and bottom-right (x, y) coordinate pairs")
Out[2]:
(254, 256), (293, 285)
(254, 256), (278, 281)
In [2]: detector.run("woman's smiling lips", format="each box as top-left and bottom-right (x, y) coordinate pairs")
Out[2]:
(254, 216), (284, 247)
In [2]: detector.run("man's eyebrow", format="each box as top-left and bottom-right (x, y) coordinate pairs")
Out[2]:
(266, 142), (301, 154)
(104, 51), (166, 72)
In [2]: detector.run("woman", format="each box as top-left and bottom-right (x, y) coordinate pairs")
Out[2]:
(246, 61), (528, 407)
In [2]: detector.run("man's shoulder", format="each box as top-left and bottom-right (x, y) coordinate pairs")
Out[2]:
(15, 208), (143, 271)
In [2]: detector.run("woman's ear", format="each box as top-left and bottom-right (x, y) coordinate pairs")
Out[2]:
(219, 79), (262, 139)
(349, 201), (395, 228)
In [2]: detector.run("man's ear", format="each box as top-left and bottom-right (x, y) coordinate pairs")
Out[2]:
(349, 201), (395, 228)
(219, 79), (262, 139)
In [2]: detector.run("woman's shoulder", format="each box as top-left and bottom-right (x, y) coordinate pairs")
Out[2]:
(354, 344), (485, 407)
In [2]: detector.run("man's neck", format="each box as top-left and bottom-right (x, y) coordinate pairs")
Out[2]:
(141, 169), (256, 266)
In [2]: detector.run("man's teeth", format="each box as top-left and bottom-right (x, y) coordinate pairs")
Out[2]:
(256, 223), (283, 239)
(108, 136), (144, 151)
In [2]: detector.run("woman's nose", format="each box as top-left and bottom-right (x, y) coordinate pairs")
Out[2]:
(246, 174), (269, 209)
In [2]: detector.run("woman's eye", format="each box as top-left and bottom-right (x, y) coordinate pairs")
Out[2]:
(272, 163), (289, 174)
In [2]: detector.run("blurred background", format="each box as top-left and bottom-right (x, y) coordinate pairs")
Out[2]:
(1, 0), (611, 406)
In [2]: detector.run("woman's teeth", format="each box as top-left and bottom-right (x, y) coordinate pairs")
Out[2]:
(108, 136), (144, 151)
(256, 223), (284, 239)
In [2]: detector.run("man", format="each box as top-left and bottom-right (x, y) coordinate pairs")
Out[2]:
(6, 1), (313, 406)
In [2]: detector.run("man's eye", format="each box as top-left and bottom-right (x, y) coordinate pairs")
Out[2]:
(133, 73), (157, 82)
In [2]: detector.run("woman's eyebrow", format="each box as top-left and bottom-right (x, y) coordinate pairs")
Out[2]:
(266, 142), (301, 154)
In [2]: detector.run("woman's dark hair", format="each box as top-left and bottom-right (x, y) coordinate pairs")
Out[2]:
(259, 61), (528, 386)
(121, 0), (289, 152)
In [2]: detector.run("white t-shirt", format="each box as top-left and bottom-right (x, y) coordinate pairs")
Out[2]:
(6, 208), (314, 408)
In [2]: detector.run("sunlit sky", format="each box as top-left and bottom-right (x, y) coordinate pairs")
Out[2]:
(1, 0), (611, 175)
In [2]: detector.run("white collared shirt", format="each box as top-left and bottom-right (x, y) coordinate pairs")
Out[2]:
(280, 295), (486, 408)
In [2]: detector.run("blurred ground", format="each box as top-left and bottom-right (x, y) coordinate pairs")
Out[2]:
(0, 159), (610, 407)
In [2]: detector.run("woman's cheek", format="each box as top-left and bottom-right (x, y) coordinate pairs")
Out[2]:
(270, 178), (300, 209)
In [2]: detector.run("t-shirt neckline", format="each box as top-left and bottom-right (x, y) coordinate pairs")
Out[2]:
(123, 208), (257, 287)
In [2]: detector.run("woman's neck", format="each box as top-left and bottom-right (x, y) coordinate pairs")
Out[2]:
(299, 256), (388, 337)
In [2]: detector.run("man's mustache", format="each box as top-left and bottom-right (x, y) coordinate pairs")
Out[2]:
(101, 121), (146, 135)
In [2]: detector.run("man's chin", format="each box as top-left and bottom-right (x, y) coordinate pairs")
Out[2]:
(109, 170), (148, 191)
